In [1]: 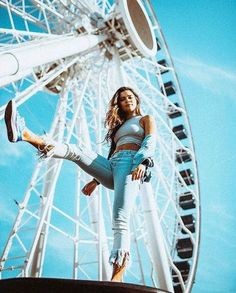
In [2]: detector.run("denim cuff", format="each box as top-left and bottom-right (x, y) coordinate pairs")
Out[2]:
(109, 249), (130, 268)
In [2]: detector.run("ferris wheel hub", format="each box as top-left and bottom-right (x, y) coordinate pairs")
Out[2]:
(117, 0), (157, 58)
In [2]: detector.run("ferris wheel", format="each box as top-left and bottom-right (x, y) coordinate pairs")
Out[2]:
(0, 1), (200, 293)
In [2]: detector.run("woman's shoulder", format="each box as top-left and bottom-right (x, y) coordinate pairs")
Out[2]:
(140, 114), (155, 125)
(140, 115), (156, 134)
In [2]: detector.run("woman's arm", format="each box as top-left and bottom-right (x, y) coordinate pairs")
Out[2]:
(141, 114), (156, 136)
(131, 115), (156, 179)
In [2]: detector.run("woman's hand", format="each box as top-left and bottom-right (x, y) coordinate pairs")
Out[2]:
(131, 164), (146, 181)
(82, 180), (98, 196)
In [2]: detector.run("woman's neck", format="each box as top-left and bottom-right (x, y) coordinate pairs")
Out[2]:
(125, 113), (139, 120)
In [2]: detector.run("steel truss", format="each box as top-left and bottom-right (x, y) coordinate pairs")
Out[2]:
(0, 1), (200, 292)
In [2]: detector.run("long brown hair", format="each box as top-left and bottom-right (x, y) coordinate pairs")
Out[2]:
(104, 87), (142, 146)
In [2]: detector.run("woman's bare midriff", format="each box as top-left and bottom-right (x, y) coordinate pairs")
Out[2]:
(113, 143), (140, 154)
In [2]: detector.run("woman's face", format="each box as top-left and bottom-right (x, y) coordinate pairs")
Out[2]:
(118, 90), (138, 115)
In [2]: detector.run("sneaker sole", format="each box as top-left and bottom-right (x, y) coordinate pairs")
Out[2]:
(4, 100), (17, 142)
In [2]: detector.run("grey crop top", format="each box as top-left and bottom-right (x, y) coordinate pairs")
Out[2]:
(114, 116), (145, 147)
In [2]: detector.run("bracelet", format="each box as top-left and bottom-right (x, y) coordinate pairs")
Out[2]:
(141, 158), (154, 168)
(93, 178), (100, 185)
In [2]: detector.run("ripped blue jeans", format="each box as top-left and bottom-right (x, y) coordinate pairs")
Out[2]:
(52, 143), (141, 267)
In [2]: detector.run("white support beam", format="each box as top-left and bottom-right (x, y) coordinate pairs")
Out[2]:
(0, 34), (106, 78)
(29, 87), (69, 277)
(140, 182), (174, 293)
(80, 105), (111, 281)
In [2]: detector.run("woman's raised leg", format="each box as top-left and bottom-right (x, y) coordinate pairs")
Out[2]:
(4, 100), (114, 189)
(4, 100), (50, 150)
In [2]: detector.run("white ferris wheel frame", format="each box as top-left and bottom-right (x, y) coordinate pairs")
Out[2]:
(0, 1), (200, 293)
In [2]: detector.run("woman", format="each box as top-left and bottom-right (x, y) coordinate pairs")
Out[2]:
(4, 86), (156, 282)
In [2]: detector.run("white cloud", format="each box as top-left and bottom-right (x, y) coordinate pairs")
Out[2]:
(173, 56), (236, 98)
(210, 203), (236, 222)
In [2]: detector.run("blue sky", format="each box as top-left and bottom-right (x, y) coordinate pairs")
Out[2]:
(153, 1), (236, 292)
(0, 1), (236, 292)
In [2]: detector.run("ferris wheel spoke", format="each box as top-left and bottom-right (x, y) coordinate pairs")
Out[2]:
(0, 0), (200, 290)
(1, 89), (71, 274)
(123, 68), (183, 121)
(30, 0), (66, 21)
(0, 28), (62, 50)
(123, 62), (185, 113)
(0, 0), (48, 30)
(0, 56), (82, 119)
(94, 0), (113, 13)
(64, 0), (100, 16)
(23, 207), (76, 240)
(126, 58), (158, 82)
(123, 69), (178, 118)
(143, 57), (174, 74)
(161, 206), (196, 246)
